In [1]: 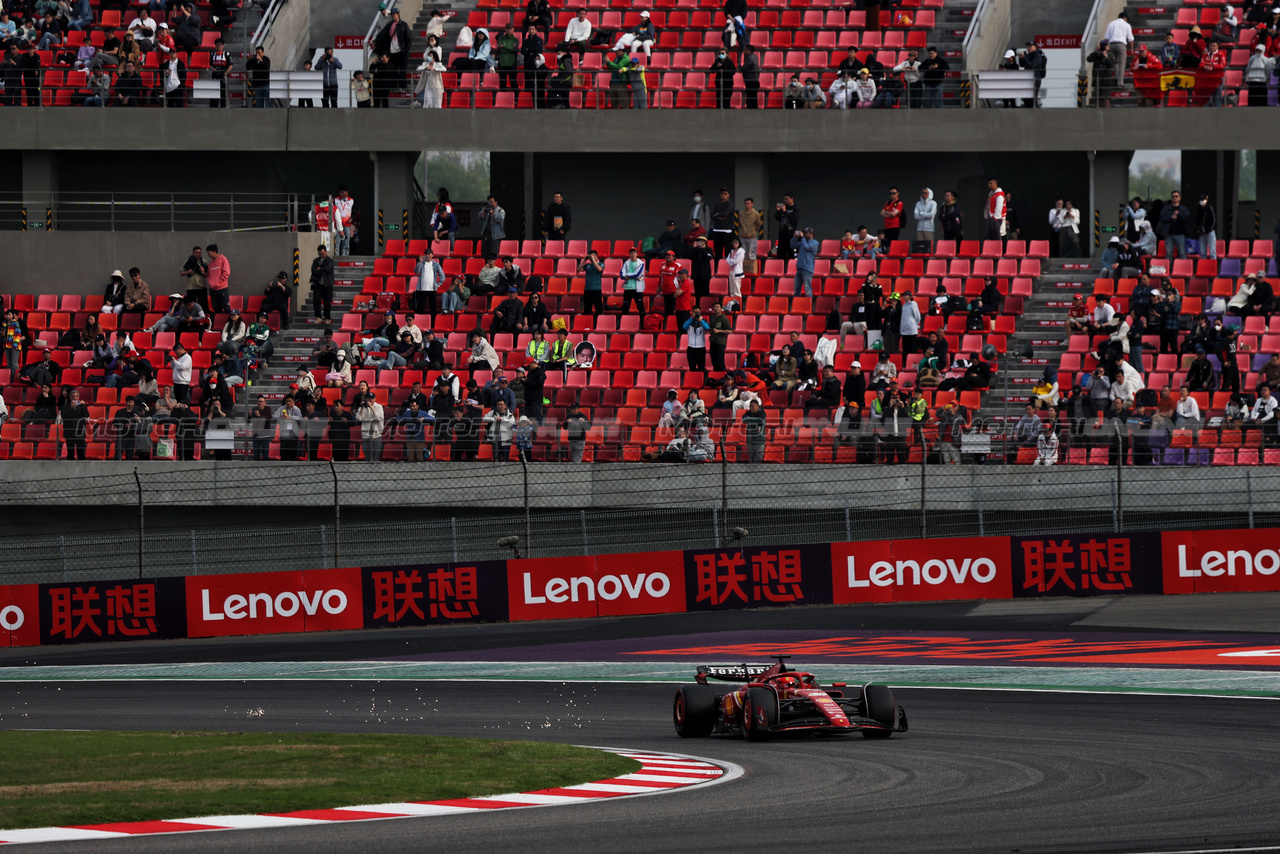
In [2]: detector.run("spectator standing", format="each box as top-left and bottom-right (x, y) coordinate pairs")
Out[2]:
(479, 196), (505, 259)
(708, 303), (732, 372)
(248, 395), (273, 460)
(495, 23), (520, 90)
(1103, 11), (1134, 86)
(984, 178), (1006, 241)
(710, 49), (736, 108)
(1196, 194), (1218, 259)
(245, 45), (271, 107)
(1018, 41), (1046, 106)
(920, 45), (949, 107)
(1056, 201), (1081, 257)
(899, 290), (921, 355)
(333, 186), (355, 255)
(893, 50), (923, 108)
(913, 188), (936, 251)
(739, 198), (761, 273)
(879, 188), (904, 243)
(545, 192), (571, 248)
(790, 227), (818, 298)
(275, 394), (301, 460)
(60, 388), (90, 460)
(579, 251), (605, 322)
(938, 190), (963, 241)
(1160, 191), (1191, 262)
(356, 391), (385, 461)
(308, 244), (335, 324)
(726, 237), (745, 300)
(740, 45), (760, 108)
(375, 8), (412, 89)
(352, 70), (372, 106)
(710, 188), (736, 257)
(683, 308), (709, 372)
(690, 235), (715, 299)
(316, 47), (342, 108)
(775, 194), (798, 261)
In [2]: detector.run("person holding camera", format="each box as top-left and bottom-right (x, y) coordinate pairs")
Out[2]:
(356, 391), (385, 462)
(580, 250), (605, 322)
(479, 196), (505, 258)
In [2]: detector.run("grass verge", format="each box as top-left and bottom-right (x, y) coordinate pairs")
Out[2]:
(0, 731), (641, 830)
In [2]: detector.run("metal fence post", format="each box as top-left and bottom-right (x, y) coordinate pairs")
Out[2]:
(521, 455), (531, 559)
(1247, 469), (1254, 529)
(720, 435), (729, 543)
(134, 468), (144, 579)
(972, 464), (984, 538)
(919, 431), (927, 539)
(1114, 423), (1123, 533)
(329, 460), (340, 566)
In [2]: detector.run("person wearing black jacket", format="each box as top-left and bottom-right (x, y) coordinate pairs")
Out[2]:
(920, 46), (949, 108)
(1196, 194), (1218, 260)
(59, 388), (90, 460)
(523, 362), (546, 422)
(521, 26), (544, 99)
(19, 42), (41, 107)
(326, 399), (356, 460)
(646, 221), (684, 259)
(262, 271), (292, 329)
(775, 195), (798, 260)
(245, 45), (271, 107)
(740, 45), (759, 108)
(522, 292), (553, 332)
(309, 244), (334, 323)
(805, 365), (842, 411)
(689, 235), (715, 299)
(373, 8), (412, 89)
(545, 192), (571, 247)
(710, 50), (736, 110)
(2, 46), (23, 107)
(709, 188), (736, 257)
(1017, 41), (1045, 107)
(548, 49), (574, 108)
(523, 0), (552, 38)
(419, 330), (445, 370)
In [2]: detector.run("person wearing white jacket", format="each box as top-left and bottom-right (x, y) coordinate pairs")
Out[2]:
(913, 188), (937, 250)
(854, 69), (876, 107)
(828, 71), (857, 108)
(563, 10), (592, 57)
(1245, 44), (1273, 108)
(898, 290), (922, 355)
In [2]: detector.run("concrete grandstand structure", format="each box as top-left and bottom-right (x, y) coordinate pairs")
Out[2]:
(0, 0), (1276, 472)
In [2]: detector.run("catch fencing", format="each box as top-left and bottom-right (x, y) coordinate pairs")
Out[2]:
(1, 459), (1277, 586)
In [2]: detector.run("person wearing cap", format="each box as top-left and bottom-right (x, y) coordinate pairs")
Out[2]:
(1084, 39), (1113, 106)
(688, 234), (715, 300)
(646, 219), (684, 260)
(790, 226), (819, 299)
(1099, 235), (1121, 276)
(373, 7), (412, 90)
(612, 10), (655, 57)
(1018, 41), (1045, 107)
(1067, 294), (1090, 333)
(261, 270), (292, 329)
(1103, 10), (1134, 85)
(998, 49), (1020, 108)
(101, 270), (128, 314)
(892, 49), (923, 109)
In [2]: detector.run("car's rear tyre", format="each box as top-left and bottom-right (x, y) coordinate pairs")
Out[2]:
(862, 682), (896, 739)
(742, 687), (775, 741)
(674, 685), (716, 737)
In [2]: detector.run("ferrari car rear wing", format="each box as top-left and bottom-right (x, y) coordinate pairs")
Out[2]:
(696, 664), (775, 683)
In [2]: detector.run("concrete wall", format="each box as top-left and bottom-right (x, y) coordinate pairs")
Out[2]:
(0, 231), (300, 298)
(1010, 0), (1092, 52)
(259, 0), (312, 72)
(2, 108), (1278, 154)
(964, 0), (1012, 76)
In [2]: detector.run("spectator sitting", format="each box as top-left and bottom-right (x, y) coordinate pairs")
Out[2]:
(658, 389), (682, 428)
(149, 294), (206, 334)
(326, 351), (352, 387)
(546, 326), (576, 378)
(1175, 386), (1201, 431)
(646, 220), (684, 259)
(466, 329), (500, 375)
(523, 291), (553, 331)
(804, 365), (842, 413)
(1015, 403), (1042, 446)
(363, 310), (399, 351)
(1086, 293), (1118, 336)
(1034, 426), (1059, 465)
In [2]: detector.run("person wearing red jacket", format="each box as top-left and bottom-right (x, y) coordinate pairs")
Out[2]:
(1201, 38), (1227, 104)
(673, 269), (695, 331)
(657, 250), (682, 317)
(878, 188), (904, 243)
(1131, 43), (1162, 70)
(984, 178), (1006, 241)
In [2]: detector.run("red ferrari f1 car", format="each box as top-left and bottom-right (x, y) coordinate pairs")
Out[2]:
(673, 657), (908, 740)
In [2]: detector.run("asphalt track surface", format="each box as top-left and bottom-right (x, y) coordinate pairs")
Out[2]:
(5, 594), (1280, 854)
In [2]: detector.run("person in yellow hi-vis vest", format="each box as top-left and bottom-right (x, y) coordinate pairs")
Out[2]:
(547, 327), (577, 380)
(629, 56), (647, 109)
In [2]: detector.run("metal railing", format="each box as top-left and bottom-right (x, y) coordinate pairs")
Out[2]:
(0, 192), (300, 232)
(0, 457), (1276, 585)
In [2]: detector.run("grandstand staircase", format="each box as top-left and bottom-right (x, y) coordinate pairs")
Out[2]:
(980, 256), (1097, 426)
(246, 255), (375, 410)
